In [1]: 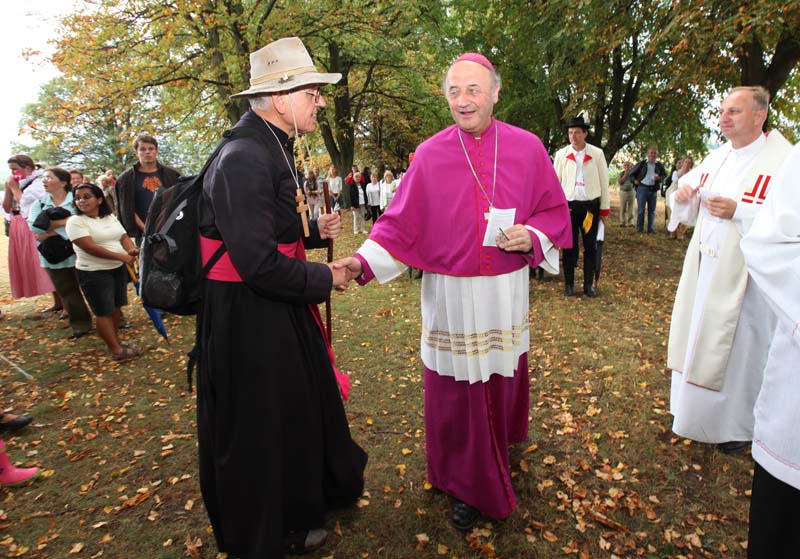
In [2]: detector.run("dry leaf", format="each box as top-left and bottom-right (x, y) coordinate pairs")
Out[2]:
(184, 535), (202, 558)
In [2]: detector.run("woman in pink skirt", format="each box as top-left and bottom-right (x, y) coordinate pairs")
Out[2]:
(3, 155), (56, 301)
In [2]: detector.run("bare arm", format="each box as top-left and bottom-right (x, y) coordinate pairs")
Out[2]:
(72, 235), (135, 265)
(3, 178), (21, 213)
(120, 234), (139, 256)
(134, 214), (146, 235)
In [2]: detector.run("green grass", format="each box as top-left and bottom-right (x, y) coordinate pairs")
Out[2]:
(0, 198), (754, 558)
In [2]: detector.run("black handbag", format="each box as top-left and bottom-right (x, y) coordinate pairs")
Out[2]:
(37, 235), (75, 264)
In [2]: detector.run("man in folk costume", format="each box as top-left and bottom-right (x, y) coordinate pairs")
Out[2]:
(196, 37), (367, 558)
(552, 114), (610, 297)
(667, 86), (792, 453)
(335, 53), (571, 529)
(740, 143), (800, 558)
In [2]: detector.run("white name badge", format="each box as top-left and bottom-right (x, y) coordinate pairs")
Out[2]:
(483, 207), (516, 247)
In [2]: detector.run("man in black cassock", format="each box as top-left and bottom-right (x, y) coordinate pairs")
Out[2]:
(196, 37), (367, 558)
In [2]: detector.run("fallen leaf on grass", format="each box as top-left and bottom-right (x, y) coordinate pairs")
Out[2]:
(117, 490), (150, 512)
(588, 510), (628, 531)
(415, 533), (429, 550)
(8, 545), (29, 557)
(184, 535), (202, 558)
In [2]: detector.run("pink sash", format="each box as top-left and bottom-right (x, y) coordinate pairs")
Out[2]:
(200, 236), (350, 400)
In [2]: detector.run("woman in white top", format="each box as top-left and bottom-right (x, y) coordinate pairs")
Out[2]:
(66, 183), (140, 361)
(365, 173), (381, 222)
(326, 165), (343, 211)
(379, 170), (397, 212)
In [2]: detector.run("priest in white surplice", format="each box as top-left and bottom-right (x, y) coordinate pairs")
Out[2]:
(741, 142), (800, 558)
(667, 86), (792, 452)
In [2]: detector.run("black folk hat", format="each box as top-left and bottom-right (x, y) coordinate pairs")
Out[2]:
(565, 114), (590, 130)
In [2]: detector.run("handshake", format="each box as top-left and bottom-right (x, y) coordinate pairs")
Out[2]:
(326, 257), (362, 291)
(316, 213), (363, 290)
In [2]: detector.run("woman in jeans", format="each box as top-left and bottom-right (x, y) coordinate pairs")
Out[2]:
(65, 184), (140, 361)
(28, 167), (92, 339)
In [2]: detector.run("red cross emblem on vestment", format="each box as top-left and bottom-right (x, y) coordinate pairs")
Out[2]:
(740, 175), (771, 205)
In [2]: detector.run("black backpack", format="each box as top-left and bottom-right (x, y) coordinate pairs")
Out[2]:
(139, 127), (261, 315)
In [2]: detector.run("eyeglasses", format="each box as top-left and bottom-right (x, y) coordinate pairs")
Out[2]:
(301, 89), (322, 103)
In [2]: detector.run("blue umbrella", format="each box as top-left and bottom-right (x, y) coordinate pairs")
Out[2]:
(126, 261), (168, 342)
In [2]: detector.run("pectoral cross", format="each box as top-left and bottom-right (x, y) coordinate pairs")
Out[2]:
(296, 188), (310, 237)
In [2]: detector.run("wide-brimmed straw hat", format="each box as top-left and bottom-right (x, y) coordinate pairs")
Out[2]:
(231, 37), (341, 99)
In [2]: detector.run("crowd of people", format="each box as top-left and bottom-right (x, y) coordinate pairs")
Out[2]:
(1, 34), (797, 559)
(2, 133), (181, 360)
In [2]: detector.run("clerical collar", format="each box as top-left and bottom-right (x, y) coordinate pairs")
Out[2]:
(460, 118), (496, 141)
(262, 118), (294, 148)
(731, 133), (765, 157)
(260, 115), (300, 191)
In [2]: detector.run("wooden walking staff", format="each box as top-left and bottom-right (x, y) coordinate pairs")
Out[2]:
(322, 179), (333, 339)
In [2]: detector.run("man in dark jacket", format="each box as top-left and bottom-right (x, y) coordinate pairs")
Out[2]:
(115, 134), (180, 239)
(629, 147), (667, 233)
(196, 37), (367, 559)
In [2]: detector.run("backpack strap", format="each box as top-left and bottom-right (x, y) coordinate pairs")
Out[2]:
(187, 126), (273, 391)
(158, 127), (267, 250)
(201, 243), (227, 277)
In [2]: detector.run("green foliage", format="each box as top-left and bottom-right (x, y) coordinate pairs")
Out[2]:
(13, 0), (800, 173)
(443, 0), (799, 162)
(20, 0), (443, 177)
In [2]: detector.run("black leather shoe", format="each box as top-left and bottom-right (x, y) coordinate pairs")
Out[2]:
(285, 528), (327, 555)
(68, 331), (89, 340)
(583, 285), (598, 297)
(564, 285), (574, 297)
(717, 441), (749, 454)
(451, 501), (480, 531)
(0, 414), (33, 432)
